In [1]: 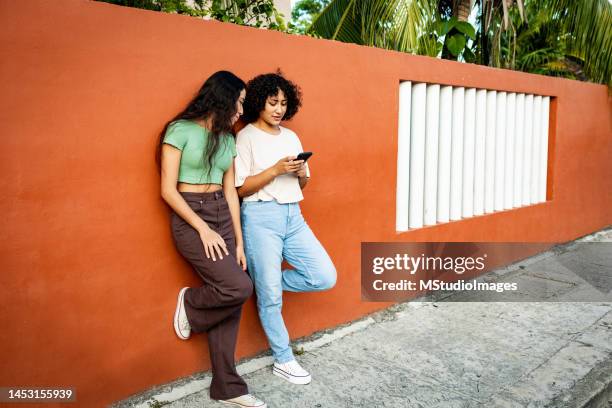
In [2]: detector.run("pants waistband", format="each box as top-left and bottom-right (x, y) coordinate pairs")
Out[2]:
(241, 199), (298, 205)
(241, 199), (301, 216)
(180, 190), (225, 202)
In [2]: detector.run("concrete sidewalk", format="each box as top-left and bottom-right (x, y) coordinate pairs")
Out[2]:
(115, 228), (612, 408)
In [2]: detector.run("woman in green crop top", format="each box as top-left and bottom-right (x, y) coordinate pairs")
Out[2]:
(158, 71), (266, 408)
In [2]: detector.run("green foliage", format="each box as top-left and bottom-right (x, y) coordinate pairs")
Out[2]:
(454, 21), (475, 39)
(478, 0), (610, 86)
(446, 34), (466, 56)
(290, 0), (330, 34)
(315, 0), (610, 85)
(95, 0), (287, 30)
(434, 16), (476, 59)
(543, 0), (612, 86)
(210, 0), (287, 30)
(96, 0), (201, 14)
(308, 0), (440, 56)
(146, 399), (169, 408)
(97, 0), (611, 86)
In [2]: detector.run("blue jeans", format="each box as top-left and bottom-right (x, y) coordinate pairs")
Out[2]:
(241, 200), (337, 363)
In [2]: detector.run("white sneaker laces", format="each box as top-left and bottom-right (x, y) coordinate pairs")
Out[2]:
(179, 312), (190, 331)
(227, 394), (263, 405)
(279, 360), (309, 376)
(241, 394), (260, 403)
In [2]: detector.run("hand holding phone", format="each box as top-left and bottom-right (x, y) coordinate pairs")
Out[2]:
(294, 152), (312, 179)
(295, 151), (313, 162)
(273, 156), (304, 176)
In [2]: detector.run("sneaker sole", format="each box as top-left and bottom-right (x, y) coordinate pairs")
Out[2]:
(272, 366), (312, 385)
(217, 399), (267, 408)
(173, 287), (190, 340)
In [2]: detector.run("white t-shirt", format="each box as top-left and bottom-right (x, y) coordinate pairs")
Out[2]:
(234, 123), (310, 204)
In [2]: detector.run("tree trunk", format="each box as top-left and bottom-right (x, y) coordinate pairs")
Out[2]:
(480, 1), (490, 66)
(454, 0), (473, 21)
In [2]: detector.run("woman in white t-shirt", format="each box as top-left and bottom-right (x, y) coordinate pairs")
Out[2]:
(234, 72), (336, 385)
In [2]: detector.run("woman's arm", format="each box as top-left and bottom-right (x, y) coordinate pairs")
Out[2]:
(236, 157), (303, 198)
(297, 164), (309, 189)
(295, 133), (309, 190)
(298, 175), (308, 189)
(160, 144), (229, 261)
(223, 163), (246, 271)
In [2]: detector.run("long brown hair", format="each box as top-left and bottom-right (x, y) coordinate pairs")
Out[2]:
(156, 70), (245, 181)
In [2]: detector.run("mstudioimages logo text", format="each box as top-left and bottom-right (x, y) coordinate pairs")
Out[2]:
(371, 278), (518, 293)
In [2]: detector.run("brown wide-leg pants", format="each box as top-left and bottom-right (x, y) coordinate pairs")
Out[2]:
(171, 190), (253, 401)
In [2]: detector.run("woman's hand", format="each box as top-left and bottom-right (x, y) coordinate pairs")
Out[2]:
(236, 243), (247, 271)
(198, 227), (229, 261)
(272, 156), (304, 176)
(296, 164), (308, 179)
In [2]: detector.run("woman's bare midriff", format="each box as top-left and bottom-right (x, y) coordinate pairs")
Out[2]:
(177, 182), (223, 193)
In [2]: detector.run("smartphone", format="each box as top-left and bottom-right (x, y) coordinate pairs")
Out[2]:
(295, 151), (313, 162)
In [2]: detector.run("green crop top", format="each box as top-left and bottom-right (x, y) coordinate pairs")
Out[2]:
(163, 119), (236, 184)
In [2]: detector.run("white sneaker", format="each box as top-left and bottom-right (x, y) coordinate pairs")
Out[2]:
(173, 287), (191, 340)
(218, 393), (267, 407)
(272, 359), (312, 385)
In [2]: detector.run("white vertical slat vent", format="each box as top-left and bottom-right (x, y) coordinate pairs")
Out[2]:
(396, 81), (550, 232)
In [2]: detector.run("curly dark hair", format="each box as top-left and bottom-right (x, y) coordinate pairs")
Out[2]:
(156, 70), (245, 177)
(242, 70), (302, 123)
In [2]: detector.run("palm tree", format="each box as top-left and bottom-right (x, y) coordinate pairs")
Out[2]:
(307, 0), (439, 55)
(308, 0), (611, 86)
(493, 2), (577, 76)
(543, 0), (611, 85)
(308, 0), (521, 55)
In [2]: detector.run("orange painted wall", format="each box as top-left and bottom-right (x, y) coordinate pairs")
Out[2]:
(0, 0), (610, 406)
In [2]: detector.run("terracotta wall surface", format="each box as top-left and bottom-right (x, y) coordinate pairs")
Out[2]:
(0, 0), (610, 406)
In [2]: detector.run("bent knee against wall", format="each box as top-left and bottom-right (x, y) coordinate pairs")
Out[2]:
(314, 262), (337, 291)
(236, 277), (254, 302)
(221, 275), (253, 304)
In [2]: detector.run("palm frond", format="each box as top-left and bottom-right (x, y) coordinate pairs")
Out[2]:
(309, 0), (362, 43)
(542, 0), (612, 85)
(308, 0), (437, 54)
